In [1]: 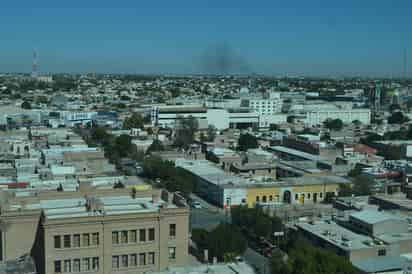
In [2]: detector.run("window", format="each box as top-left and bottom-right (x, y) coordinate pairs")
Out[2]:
(54, 236), (61, 249)
(92, 257), (99, 271)
(269, 195), (273, 201)
(73, 259), (80, 272)
(148, 252), (155, 265)
(295, 194), (299, 200)
(378, 249), (386, 256)
(139, 229), (146, 242)
(64, 260), (71, 273)
(54, 261), (61, 273)
(262, 196), (267, 203)
(149, 228), (155, 241)
(112, 231), (119, 244)
(121, 231), (128, 244)
(256, 196), (260, 202)
(112, 256), (119, 269)
(169, 224), (176, 238)
(139, 253), (146, 266)
(82, 258), (90, 272)
(169, 247), (176, 260)
(320, 192), (323, 198)
(73, 234), (80, 248)
(92, 233), (99, 245)
(130, 230), (137, 243)
(63, 235), (71, 248)
(130, 254), (137, 267)
(307, 193), (311, 199)
(82, 233), (90, 247)
(121, 255), (128, 268)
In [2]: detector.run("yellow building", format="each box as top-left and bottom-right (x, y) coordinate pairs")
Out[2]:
(245, 175), (349, 208)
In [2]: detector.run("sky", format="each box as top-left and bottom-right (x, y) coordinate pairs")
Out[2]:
(0, 0), (411, 77)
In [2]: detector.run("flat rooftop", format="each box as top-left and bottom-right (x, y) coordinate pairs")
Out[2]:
(371, 193), (412, 211)
(350, 209), (405, 225)
(8, 194), (178, 220)
(297, 221), (381, 251)
(269, 146), (328, 163)
(176, 159), (346, 189)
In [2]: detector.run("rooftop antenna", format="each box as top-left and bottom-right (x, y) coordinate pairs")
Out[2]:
(32, 49), (38, 79)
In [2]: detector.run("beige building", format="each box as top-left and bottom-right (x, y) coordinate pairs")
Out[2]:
(0, 187), (189, 274)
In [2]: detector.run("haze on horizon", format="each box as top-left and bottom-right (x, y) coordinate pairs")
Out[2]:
(0, 0), (411, 77)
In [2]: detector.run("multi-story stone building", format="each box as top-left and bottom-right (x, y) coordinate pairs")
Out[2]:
(0, 187), (189, 274)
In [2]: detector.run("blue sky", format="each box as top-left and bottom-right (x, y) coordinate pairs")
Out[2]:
(0, 0), (411, 76)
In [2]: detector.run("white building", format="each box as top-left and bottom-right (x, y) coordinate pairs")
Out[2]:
(305, 108), (371, 126)
(151, 106), (259, 130)
(241, 92), (285, 127)
(61, 111), (98, 127)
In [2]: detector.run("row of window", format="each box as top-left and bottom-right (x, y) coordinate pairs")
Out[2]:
(255, 192), (324, 203)
(54, 233), (99, 249)
(294, 192), (323, 200)
(112, 252), (155, 269)
(54, 257), (99, 273)
(112, 228), (155, 244)
(256, 195), (279, 203)
(112, 224), (176, 245)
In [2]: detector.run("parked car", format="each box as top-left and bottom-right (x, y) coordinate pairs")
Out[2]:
(191, 200), (202, 209)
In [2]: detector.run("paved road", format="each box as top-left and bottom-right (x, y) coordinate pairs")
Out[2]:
(190, 208), (229, 231)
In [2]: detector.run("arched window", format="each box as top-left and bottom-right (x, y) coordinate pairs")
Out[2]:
(256, 196), (260, 202)
(269, 195), (273, 201)
(262, 196), (267, 203)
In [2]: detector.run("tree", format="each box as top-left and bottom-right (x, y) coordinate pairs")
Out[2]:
(129, 148), (145, 162)
(352, 120), (362, 126)
(237, 133), (258, 151)
(323, 119), (344, 131)
(113, 181), (125, 189)
(388, 111), (409, 124)
(348, 165), (362, 177)
(91, 127), (112, 145)
(206, 125), (217, 142)
(389, 103), (401, 113)
(270, 250), (292, 274)
(199, 132), (207, 143)
(231, 206), (283, 239)
(206, 223), (247, 262)
(406, 99), (412, 110)
(352, 175), (375, 196)
(269, 124), (279, 131)
(146, 139), (164, 154)
(141, 156), (196, 195)
(114, 134), (134, 158)
(123, 113), (144, 129)
(174, 116), (199, 149)
(338, 183), (353, 197)
(169, 88), (181, 98)
(21, 101), (32, 109)
(285, 237), (359, 274)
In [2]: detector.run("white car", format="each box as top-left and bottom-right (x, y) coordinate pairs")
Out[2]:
(192, 201), (202, 209)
